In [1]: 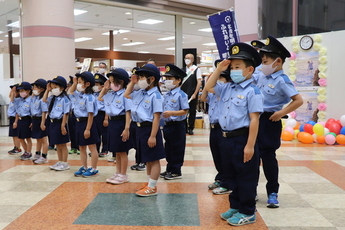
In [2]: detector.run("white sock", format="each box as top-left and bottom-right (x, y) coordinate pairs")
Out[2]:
(148, 178), (158, 188)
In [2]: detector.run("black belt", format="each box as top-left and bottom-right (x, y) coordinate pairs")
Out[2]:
(136, 121), (152, 127)
(261, 112), (288, 119)
(50, 118), (62, 123)
(109, 115), (126, 120)
(76, 117), (88, 122)
(222, 127), (249, 138)
(31, 116), (42, 120)
(210, 123), (221, 129)
(98, 110), (106, 114)
(9, 116), (15, 119)
(164, 120), (185, 126)
(19, 116), (31, 120)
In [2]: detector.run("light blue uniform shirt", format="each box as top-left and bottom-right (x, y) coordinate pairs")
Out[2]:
(15, 97), (32, 117)
(8, 98), (19, 117)
(128, 90), (141, 122)
(256, 70), (298, 112)
(69, 91), (98, 118)
(30, 96), (48, 117)
(206, 92), (219, 124)
(130, 87), (163, 123)
(214, 78), (263, 131)
(162, 87), (189, 122)
(47, 95), (71, 119)
(252, 64), (263, 85)
(103, 88), (129, 117)
(93, 92), (105, 112)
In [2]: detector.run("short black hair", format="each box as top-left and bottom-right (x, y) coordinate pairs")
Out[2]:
(147, 58), (156, 64)
(260, 52), (286, 64)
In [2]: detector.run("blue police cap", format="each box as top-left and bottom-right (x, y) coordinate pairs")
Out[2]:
(260, 35), (291, 59)
(106, 68), (130, 85)
(48, 76), (67, 88)
(229, 42), (262, 67)
(131, 67), (139, 75)
(214, 59), (230, 80)
(76, 71), (95, 87)
(163, 64), (186, 79)
(136, 64), (161, 80)
(10, 83), (19, 89)
(17, 81), (32, 90)
(251, 40), (265, 49)
(94, 73), (107, 84)
(31, 78), (47, 89)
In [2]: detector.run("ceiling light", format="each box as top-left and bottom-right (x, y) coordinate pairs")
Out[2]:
(190, 22), (196, 25)
(166, 47), (175, 50)
(125, 12), (132, 15)
(6, 21), (19, 28)
(203, 50), (218, 53)
(121, 42), (145, 46)
(138, 51), (150, 53)
(75, 37), (92, 42)
(198, 28), (212, 32)
(74, 9), (87, 16)
(203, 43), (217, 46)
(101, 30), (130, 35)
(157, 36), (175, 41)
(5, 32), (20, 38)
(0, 40), (3, 42)
(138, 19), (163, 25)
(0, 31), (3, 34)
(94, 47), (109, 50)
(123, 38), (128, 40)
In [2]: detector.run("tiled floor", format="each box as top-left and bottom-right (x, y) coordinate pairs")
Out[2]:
(1, 126), (345, 230)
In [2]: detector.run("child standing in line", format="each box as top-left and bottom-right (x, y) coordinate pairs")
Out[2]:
(201, 60), (232, 195)
(12, 82), (33, 160)
(205, 43), (263, 226)
(159, 64), (189, 180)
(43, 76), (71, 171)
(8, 84), (22, 155)
(98, 68), (132, 184)
(30, 79), (49, 164)
(93, 73), (109, 158)
(67, 76), (80, 155)
(124, 64), (165, 197)
(69, 72), (100, 177)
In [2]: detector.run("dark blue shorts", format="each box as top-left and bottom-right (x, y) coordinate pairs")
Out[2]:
(75, 119), (100, 146)
(108, 119), (132, 153)
(49, 120), (70, 145)
(31, 118), (48, 139)
(17, 119), (32, 139)
(8, 117), (18, 137)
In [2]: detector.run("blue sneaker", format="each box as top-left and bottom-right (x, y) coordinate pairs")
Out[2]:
(82, 168), (99, 177)
(74, 166), (86, 177)
(227, 212), (256, 226)
(220, 208), (239, 220)
(267, 193), (279, 208)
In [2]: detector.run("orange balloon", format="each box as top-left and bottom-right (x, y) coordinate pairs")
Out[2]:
(336, 134), (345, 145)
(294, 121), (301, 130)
(317, 135), (325, 144)
(298, 132), (314, 144)
(281, 130), (294, 141)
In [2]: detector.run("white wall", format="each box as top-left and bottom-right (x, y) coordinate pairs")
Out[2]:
(0, 53), (17, 104)
(113, 60), (139, 71)
(234, 0), (259, 40)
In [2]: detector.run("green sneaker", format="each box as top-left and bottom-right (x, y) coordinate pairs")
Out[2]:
(227, 212), (256, 226)
(69, 148), (76, 154)
(220, 208), (239, 220)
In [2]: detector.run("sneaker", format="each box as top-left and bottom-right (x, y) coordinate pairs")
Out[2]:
(136, 182), (148, 191)
(227, 212), (256, 226)
(136, 186), (157, 197)
(49, 162), (61, 170)
(106, 173), (118, 183)
(212, 187), (232, 195)
(31, 153), (41, 161)
(82, 168), (99, 177)
(164, 172), (182, 180)
(136, 163), (146, 171)
(208, 181), (221, 190)
(54, 162), (70, 171)
(68, 148), (77, 154)
(99, 151), (108, 157)
(8, 147), (22, 154)
(108, 157), (116, 162)
(48, 146), (54, 150)
(160, 171), (167, 178)
(20, 152), (32, 161)
(74, 166), (87, 177)
(267, 193), (279, 208)
(34, 156), (48, 164)
(220, 208), (239, 220)
(76, 149), (80, 155)
(130, 163), (138, 170)
(107, 174), (129, 185)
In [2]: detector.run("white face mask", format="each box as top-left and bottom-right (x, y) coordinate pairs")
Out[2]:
(76, 83), (85, 92)
(32, 90), (40, 96)
(51, 88), (61, 96)
(20, 92), (28, 98)
(184, 59), (192, 65)
(261, 58), (278, 76)
(98, 68), (106, 74)
(164, 80), (176, 90)
(138, 79), (150, 90)
(133, 84), (140, 91)
(92, 85), (101, 93)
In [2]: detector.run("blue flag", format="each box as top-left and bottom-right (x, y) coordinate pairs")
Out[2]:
(208, 9), (240, 59)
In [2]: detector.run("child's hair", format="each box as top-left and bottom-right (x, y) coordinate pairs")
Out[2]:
(109, 76), (126, 88)
(260, 52), (286, 64)
(78, 76), (93, 94)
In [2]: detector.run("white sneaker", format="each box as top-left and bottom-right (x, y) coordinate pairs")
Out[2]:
(49, 162), (61, 170)
(54, 162), (70, 171)
(106, 173), (118, 183)
(107, 157), (116, 162)
(34, 156), (48, 164)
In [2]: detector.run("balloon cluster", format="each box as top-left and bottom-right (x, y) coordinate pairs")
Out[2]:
(281, 115), (345, 145)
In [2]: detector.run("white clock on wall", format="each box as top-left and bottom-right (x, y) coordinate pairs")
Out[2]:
(299, 35), (314, 50)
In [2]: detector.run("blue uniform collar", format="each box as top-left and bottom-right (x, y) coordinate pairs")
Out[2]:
(231, 78), (253, 88)
(144, 86), (158, 95)
(167, 86), (180, 95)
(269, 70), (284, 79)
(114, 88), (125, 95)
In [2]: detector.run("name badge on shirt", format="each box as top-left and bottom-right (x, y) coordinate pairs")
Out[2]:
(79, 102), (84, 105)
(237, 95), (245, 99)
(171, 99), (176, 103)
(145, 100), (150, 103)
(115, 100), (121, 103)
(268, 84), (275, 88)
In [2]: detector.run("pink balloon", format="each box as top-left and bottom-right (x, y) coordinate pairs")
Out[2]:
(325, 134), (336, 145)
(318, 121), (326, 127)
(289, 111), (296, 119)
(290, 52), (296, 60)
(284, 126), (294, 135)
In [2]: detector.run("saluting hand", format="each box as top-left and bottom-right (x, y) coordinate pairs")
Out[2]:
(104, 80), (111, 90)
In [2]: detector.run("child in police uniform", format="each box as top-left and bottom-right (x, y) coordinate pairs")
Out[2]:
(98, 68), (132, 184)
(43, 76), (71, 171)
(69, 71), (100, 177)
(8, 84), (22, 155)
(12, 82), (33, 160)
(67, 76), (80, 155)
(30, 79), (49, 164)
(201, 60), (232, 195)
(124, 64), (165, 197)
(159, 64), (189, 180)
(257, 35), (303, 208)
(205, 43), (263, 226)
